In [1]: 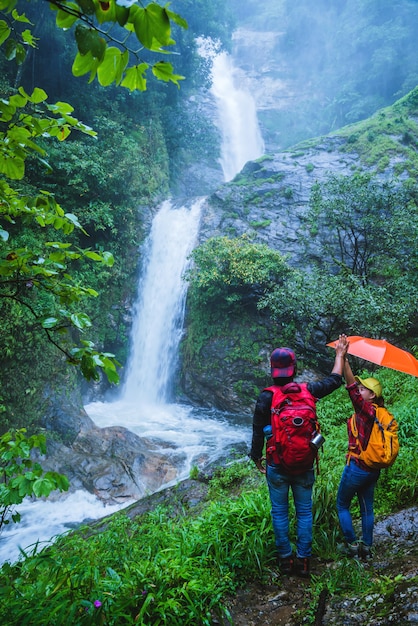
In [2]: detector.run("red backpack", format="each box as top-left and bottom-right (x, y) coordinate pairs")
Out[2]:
(265, 382), (321, 474)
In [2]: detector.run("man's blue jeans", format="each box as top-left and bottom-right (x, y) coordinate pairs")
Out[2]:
(336, 460), (380, 546)
(266, 464), (315, 558)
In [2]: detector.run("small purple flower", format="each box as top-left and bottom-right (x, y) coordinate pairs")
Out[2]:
(94, 600), (102, 608)
(142, 590), (148, 596)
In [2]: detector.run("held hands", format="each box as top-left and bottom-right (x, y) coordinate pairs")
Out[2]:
(334, 333), (355, 384)
(335, 333), (349, 356)
(330, 333), (350, 376)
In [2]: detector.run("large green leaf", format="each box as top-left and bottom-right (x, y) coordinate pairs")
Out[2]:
(152, 61), (184, 86)
(75, 24), (106, 60)
(166, 8), (188, 30)
(97, 46), (122, 86)
(0, 20), (11, 45)
(121, 64), (148, 91)
(32, 477), (55, 498)
(4, 37), (17, 60)
(70, 312), (92, 330)
(55, 2), (80, 29)
(0, 0), (17, 10)
(0, 155), (25, 179)
(8, 92), (27, 108)
(115, 50), (129, 85)
(75, 0), (95, 15)
(72, 50), (96, 77)
(131, 3), (172, 50)
(115, 4), (129, 26)
(25, 86), (48, 103)
(41, 317), (59, 329)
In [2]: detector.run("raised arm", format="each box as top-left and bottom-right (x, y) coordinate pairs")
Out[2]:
(331, 334), (349, 376)
(343, 355), (356, 386)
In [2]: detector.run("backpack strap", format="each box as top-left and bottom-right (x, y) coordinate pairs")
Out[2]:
(347, 414), (362, 465)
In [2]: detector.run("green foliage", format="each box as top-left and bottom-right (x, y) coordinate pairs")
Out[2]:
(182, 235), (295, 403)
(307, 173), (418, 283)
(335, 87), (418, 176)
(1, 0), (187, 90)
(258, 172), (418, 351)
(0, 5), (174, 385)
(207, 459), (261, 499)
(0, 86), (96, 180)
(260, 269), (415, 350)
(185, 235), (292, 312)
(0, 482), (268, 625)
(0, 428), (69, 531)
(0, 166), (120, 382)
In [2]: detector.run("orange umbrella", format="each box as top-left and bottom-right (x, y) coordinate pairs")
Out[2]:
(327, 335), (418, 377)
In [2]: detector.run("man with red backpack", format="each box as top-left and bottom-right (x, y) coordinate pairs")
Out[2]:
(249, 336), (348, 577)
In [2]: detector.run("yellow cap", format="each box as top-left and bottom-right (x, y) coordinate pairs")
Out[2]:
(354, 376), (382, 398)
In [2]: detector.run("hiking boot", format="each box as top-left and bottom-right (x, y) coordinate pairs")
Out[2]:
(358, 542), (373, 560)
(295, 556), (310, 578)
(337, 542), (359, 557)
(277, 555), (294, 575)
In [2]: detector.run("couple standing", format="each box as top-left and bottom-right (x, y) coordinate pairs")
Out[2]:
(249, 334), (383, 577)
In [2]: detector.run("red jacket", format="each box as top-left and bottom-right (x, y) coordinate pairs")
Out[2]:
(346, 382), (378, 472)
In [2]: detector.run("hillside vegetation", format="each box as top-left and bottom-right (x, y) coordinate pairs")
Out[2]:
(0, 368), (416, 624)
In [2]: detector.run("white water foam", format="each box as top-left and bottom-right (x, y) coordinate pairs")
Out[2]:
(0, 491), (129, 565)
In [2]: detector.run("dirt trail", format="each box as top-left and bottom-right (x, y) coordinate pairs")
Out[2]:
(224, 507), (418, 625)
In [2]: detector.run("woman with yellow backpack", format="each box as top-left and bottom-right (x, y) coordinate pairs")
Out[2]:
(336, 336), (399, 560)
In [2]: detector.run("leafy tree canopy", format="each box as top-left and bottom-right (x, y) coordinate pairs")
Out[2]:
(260, 173), (418, 352)
(0, 0), (189, 526)
(0, 0), (189, 383)
(306, 173), (418, 284)
(0, 0), (187, 91)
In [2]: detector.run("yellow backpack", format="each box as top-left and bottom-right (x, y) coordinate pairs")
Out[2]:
(348, 406), (400, 469)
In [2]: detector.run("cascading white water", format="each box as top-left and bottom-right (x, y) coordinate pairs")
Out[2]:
(211, 51), (265, 181)
(121, 198), (203, 405)
(85, 195), (243, 473)
(0, 44), (265, 566)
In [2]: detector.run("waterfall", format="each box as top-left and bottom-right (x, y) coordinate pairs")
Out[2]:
(0, 42), (265, 566)
(115, 47), (265, 406)
(210, 50), (265, 181)
(120, 198), (203, 405)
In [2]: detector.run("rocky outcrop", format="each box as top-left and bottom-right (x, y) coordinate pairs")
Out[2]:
(39, 392), (178, 503)
(199, 136), (359, 266)
(180, 114), (416, 411)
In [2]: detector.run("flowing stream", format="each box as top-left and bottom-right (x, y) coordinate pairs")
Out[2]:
(0, 47), (265, 565)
